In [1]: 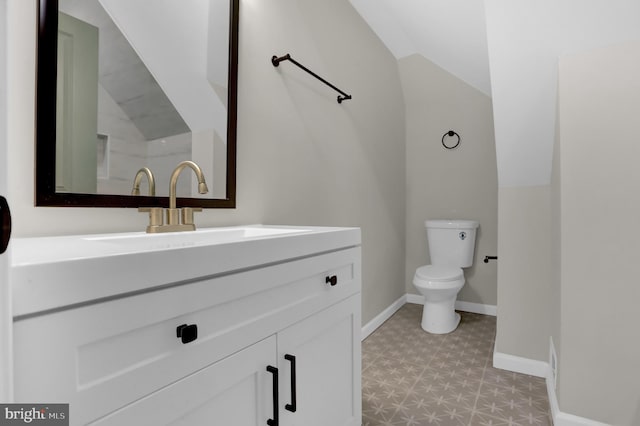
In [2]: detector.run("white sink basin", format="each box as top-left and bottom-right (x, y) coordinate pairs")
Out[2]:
(83, 226), (312, 251)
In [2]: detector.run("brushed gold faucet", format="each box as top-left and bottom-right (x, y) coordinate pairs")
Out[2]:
(166, 160), (209, 229)
(139, 161), (209, 233)
(131, 167), (156, 196)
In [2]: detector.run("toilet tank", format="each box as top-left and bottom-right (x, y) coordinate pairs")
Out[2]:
(425, 220), (479, 268)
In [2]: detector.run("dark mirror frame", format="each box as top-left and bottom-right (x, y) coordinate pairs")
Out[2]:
(35, 0), (238, 208)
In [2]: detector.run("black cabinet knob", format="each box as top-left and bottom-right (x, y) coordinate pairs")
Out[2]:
(325, 275), (338, 286)
(176, 324), (198, 344)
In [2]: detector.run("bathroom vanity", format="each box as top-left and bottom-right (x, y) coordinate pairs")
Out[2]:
(10, 225), (361, 426)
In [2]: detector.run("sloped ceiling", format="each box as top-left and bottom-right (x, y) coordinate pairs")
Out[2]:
(100, 0), (228, 136)
(59, 0), (189, 141)
(349, 0), (490, 97)
(351, 0), (640, 187)
(484, 0), (640, 187)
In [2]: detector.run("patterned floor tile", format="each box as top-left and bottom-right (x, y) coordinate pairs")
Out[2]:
(362, 379), (415, 422)
(482, 368), (547, 394)
(469, 411), (552, 426)
(362, 305), (551, 426)
(475, 383), (550, 422)
(394, 405), (473, 426)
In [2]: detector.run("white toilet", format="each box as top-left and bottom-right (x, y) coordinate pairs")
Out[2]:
(413, 219), (479, 334)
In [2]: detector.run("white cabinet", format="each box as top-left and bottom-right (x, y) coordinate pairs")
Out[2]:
(278, 295), (361, 426)
(13, 242), (361, 426)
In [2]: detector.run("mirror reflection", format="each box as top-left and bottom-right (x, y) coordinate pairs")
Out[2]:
(42, 0), (236, 204)
(58, 0), (228, 198)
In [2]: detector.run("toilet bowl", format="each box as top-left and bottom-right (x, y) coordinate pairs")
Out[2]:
(413, 219), (478, 334)
(413, 265), (464, 334)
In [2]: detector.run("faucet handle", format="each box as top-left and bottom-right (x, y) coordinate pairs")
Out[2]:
(166, 208), (181, 226)
(181, 207), (203, 227)
(139, 207), (164, 228)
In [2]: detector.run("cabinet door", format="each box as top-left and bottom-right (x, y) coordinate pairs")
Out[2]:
(277, 295), (361, 426)
(91, 336), (277, 426)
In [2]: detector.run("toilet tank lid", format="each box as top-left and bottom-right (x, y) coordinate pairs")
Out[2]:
(425, 220), (479, 229)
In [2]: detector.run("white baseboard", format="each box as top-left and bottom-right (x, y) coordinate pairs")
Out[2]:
(492, 350), (610, 425)
(364, 293), (496, 341)
(455, 300), (497, 316)
(361, 294), (406, 340)
(545, 352), (611, 426)
(406, 293), (497, 316)
(406, 293), (424, 305)
(492, 351), (548, 378)
(553, 412), (611, 426)
(405, 293), (423, 305)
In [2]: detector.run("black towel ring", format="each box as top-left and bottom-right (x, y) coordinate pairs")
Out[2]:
(442, 130), (460, 149)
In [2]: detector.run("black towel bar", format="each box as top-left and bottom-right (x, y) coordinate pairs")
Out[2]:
(271, 53), (352, 103)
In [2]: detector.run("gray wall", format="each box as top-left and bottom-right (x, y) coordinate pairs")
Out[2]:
(497, 41), (640, 425)
(6, 0), (406, 325)
(556, 41), (640, 425)
(496, 185), (552, 362)
(399, 54), (498, 305)
(549, 100), (561, 386)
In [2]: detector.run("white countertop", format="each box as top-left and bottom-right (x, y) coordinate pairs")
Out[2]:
(11, 225), (361, 318)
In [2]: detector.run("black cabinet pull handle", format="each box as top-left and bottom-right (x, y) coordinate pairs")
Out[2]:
(325, 275), (337, 286)
(284, 354), (297, 412)
(0, 196), (11, 255)
(176, 324), (198, 344)
(266, 366), (279, 426)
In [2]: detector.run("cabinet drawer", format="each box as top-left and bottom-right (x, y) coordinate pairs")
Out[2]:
(13, 247), (360, 424)
(90, 336), (276, 426)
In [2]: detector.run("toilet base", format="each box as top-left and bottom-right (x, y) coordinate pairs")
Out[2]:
(420, 302), (461, 334)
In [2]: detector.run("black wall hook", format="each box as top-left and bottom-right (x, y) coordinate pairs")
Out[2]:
(442, 130), (460, 149)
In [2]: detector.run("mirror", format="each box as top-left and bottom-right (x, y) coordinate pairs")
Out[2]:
(36, 0), (238, 208)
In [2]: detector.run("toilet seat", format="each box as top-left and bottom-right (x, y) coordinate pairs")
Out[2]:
(413, 265), (463, 289)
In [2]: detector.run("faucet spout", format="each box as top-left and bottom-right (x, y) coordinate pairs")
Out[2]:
(138, 161), (208, 233)
(131, 167), (156, 196)
(169, 161), (209, 209)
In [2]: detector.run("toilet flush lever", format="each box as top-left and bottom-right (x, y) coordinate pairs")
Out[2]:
(459, 232), (467, 240)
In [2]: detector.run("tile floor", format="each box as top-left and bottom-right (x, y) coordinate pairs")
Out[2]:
(362, 304), (552, 426)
